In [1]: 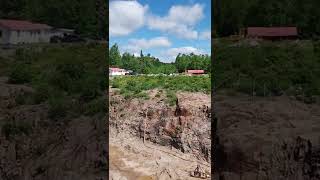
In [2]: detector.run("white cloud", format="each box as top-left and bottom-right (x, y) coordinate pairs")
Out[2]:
(109, 2), (206, 40)
(124, 36), (171, 54)
(199, 30), (211, 40)
(162, 46), (207, 62)
(109, 1), (148, 37)
(147, 4), (204, 39)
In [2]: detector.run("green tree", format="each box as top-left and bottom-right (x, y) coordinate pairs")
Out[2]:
(109, 44), (121, 66)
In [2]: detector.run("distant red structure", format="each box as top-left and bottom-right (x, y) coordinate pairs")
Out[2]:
(186, 70), (205, 75)
(0, 19), (51, 30)
(243, 27), (298, 40)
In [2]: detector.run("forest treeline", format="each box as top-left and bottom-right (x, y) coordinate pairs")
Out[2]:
(0, 0), (107, 39)
(109, 44), (211, 74)
(214, 0), (320, 38)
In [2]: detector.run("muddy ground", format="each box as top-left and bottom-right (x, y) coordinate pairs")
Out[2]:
(109, 88), (211, 180)
(214, 92), (320, 180)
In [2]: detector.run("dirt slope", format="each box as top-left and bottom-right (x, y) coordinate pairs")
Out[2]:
(109, 88), (211, 179)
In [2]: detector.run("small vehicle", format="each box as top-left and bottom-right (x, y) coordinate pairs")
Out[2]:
(62, 34), (85, 42)
(50, 33), (85, 43)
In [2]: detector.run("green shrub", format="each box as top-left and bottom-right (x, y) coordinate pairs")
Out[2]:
(48, 69), (73, 92)
(110, 75), (210, 98)
(80, 75), (101, 101)
(112, 80), (120, 88)
(33, 83), (51, 104)
(15, 48), (35, 63)
(55, 61), (85, 80)
(8, 63), (33, 84)
(166, 90), (177, 106)
(135, 92), (149, 100)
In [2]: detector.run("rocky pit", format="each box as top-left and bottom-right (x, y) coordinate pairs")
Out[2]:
(109, 88), (211, 180)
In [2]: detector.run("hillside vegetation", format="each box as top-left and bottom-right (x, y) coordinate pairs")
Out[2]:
(5, 43), (107, 118)
(213, 40), (320, 103)
(110, 76), (210, 105)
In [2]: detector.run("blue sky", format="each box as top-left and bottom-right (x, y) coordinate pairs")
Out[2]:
(109, 0), (211, 63)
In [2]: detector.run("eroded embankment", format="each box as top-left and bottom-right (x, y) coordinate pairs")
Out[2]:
(109, 88), (211, 179)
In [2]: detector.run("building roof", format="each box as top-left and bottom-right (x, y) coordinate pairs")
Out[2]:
(109, 67), (128, 72)
(0, 19), (52, 31)
(247, 27), (298, 37)
(187, 70), (205, 74)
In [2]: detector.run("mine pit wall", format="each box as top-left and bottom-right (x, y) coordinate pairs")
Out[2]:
(109, 93), (211, 163)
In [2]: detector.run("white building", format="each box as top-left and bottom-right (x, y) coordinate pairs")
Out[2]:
(0, 19), (54, 44)
(109, 67), (129, 76)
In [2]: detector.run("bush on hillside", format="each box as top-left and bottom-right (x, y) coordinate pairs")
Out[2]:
(80, 75), (101, 101)
(8, 63), (33, 84)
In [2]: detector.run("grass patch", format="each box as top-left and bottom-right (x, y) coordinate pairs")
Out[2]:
(8, 63), (33, 84)
(111, 75), (210, 94)
(166, 90), (177, 106)
(110, 75), (209, 104)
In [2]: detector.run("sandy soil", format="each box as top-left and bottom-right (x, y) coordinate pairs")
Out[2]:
(109, 128), (210, 180)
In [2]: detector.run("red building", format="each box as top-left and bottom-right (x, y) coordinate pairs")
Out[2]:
(243, 27), (298, 40)
(186, 70), (205, 75)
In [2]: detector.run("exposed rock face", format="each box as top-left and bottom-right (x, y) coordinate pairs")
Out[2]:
(109, 89), (211, 163)
(156, 168), (179, 180)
